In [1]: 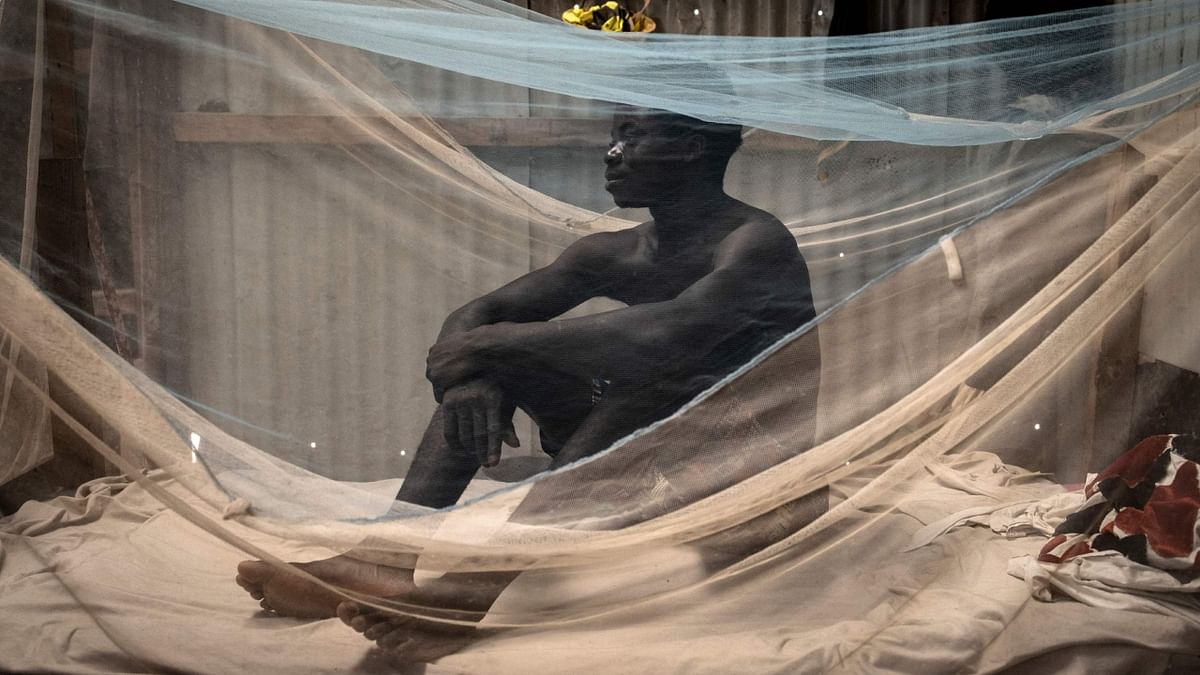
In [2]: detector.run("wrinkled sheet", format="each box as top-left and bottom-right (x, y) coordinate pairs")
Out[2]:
(1, 458), (1197, 674)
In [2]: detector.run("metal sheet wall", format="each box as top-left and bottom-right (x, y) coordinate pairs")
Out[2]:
(1122, 0), (1200, 373)
(163, 2), (989, 481)
(173, 14), (545, 480)
(527, 0), (834, 37)
(0, 0), (54, 487)
(160, 1), (1191, 482)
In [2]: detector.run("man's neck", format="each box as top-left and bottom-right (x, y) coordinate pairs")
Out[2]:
(648, 188), (735, 251)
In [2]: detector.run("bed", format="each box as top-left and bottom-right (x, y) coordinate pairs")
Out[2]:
(2, 452), (1196, 674)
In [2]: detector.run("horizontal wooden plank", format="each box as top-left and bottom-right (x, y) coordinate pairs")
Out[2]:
(90, 287), (139, 320)
(172, 112), (819, 151)
(174, 113), (604, 146)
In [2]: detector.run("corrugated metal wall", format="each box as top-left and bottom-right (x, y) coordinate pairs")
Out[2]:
(158, 1), (1195, 482)
(1123, 0), (1200, 373)
(0, 0), (54, 487)
(848, 0), (985, 33)
(172, 15), (551, 480)
(528, 0), (834, 36)
(169, 1), (855, 481)
(527, 0), (988, 36)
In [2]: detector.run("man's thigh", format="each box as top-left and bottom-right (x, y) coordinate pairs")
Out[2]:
(500, 365), (724, 459)
(494, 367), (594, 449)
(551, 372), (723, 462)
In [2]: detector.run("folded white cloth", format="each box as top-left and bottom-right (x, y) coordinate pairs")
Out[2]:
(922, 483), (1200, 625)
(1007, 552), (1200, 626)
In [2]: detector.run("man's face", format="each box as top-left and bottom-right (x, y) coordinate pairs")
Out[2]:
(604, 107), (701, 208)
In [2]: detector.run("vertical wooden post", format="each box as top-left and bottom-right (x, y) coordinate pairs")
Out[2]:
(18, 0), (45, 273)
(1088, 144), (1154, 469)
(126, 1), (184, 393)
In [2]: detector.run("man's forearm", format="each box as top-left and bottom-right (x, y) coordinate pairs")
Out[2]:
(438, 302), (497, 341)
(477, 299), (740, 383)
(428, 264), (796, 394)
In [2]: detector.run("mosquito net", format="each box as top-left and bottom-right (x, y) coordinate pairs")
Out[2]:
(1, 0), (1198, 671)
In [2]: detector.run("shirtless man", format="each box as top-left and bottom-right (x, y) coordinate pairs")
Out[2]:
(236, 104), (817, 657)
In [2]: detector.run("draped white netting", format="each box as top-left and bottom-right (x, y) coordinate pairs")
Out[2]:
(1, 0), (1198, 671)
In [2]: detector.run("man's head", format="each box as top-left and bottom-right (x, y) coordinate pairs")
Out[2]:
(604, 106), (743, 208)
(602, 60), (743, 208)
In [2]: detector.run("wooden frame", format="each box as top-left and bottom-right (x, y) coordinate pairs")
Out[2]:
(173, 112), (822, 151)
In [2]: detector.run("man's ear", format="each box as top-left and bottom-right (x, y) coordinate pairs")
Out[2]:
(683, 133), (706, 162)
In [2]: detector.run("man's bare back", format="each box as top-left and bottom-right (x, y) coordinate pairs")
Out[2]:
(236, 105), (817, 657)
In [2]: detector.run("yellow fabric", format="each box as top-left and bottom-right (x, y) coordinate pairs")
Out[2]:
(561, 2), (651, 32)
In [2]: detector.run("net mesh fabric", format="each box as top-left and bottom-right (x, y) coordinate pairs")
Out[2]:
(0, 0), (1199, 670)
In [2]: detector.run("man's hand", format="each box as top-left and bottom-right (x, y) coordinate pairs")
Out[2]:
(440, 379), (519, 468)
(426, 326), (507, 402)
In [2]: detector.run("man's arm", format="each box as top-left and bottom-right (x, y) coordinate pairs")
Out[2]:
(429, 231), (624, 467)
(435, 231), (624, 343)
(429, 222), (810, 393)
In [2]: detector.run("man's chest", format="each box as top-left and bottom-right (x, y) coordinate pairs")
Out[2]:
(601, 256), (713, 305)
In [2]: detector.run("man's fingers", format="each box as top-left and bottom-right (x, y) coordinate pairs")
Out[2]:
(441, 382), (516, 467)
(457, 407), (476, 464)
(442, 404), (461, 454)
(471, 404), (490, 467)
(500, 395), (519, 447)
(426, 354), (444, 403)
(485, 402), (503, 468)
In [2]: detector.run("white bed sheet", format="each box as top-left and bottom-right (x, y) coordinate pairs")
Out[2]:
(1, 459), (1196, 674)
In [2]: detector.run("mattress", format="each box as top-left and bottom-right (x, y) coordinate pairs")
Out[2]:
(1, 458), (1196, 674)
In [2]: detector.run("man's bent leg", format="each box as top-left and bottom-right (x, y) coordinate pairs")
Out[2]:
(548, 377), (703, 468)
(398, 368), (594, 506)
(395, 406), (479, 508)
(237, 369), (593, 620)
(338, 371), (596, 650)
(509, 377), (707, 525)
(341, 380), (678, 654)
(237, 409), (465, 617)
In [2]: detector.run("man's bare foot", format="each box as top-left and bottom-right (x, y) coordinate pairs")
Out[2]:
(334, 571), (515, 660)
(235, 555), (415, 619)
(337, 600), (492, 662)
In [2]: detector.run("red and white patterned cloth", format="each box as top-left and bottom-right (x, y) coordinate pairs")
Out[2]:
(1039, 434), (1200, 574)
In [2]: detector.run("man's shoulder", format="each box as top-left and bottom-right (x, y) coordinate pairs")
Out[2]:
(734, 202), (787, 231)
(571, 227), (642, 258)
(558, 227), (641, 273)
(718, 206), (795, 257)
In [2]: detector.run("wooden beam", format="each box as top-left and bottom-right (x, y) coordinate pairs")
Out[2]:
(173, 112), (600, 146)
(1089, 144), (1154, 469)
(172, 112), (820, 151)
(90, 287), (139, 320)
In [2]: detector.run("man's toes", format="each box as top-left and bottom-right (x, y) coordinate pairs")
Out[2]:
(353, 612), (394, 634)
(336, 601), (361, 626)
(364, 620), (396, 641)
(235, 574), (264, 597)
(378, 628), (411, 651)
(236, 560), (273, 584)
(350, 612), (380, 633)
